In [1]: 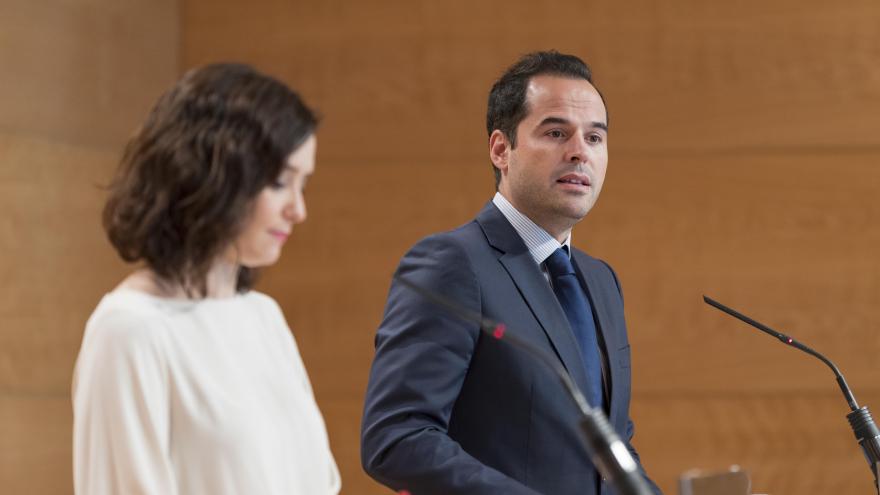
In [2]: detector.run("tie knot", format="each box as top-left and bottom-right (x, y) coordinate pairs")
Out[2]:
(545, 247), (575, 278)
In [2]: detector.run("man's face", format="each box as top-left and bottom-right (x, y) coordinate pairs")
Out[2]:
(490, 75), (608, 241)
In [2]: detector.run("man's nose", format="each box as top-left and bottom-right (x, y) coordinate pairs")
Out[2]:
(564, 136), (590, 164)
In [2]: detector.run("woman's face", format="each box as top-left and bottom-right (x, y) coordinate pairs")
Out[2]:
(229, 134), (317, 268)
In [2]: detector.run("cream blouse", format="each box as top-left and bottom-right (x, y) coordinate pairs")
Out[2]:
(73, 289), (340, 494)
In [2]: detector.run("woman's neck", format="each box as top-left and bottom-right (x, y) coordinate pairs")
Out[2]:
(119, 261), (240, 300)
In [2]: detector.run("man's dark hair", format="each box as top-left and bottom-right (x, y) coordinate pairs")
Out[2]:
(103, 63), (318, 297)
(486, 51), (605, 188)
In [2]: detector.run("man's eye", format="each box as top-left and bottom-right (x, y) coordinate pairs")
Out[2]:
(548, 130), (565, 138)
(588, 134), (603, 144)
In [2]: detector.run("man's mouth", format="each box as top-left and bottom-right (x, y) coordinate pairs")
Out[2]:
(556, 174), (591, 186)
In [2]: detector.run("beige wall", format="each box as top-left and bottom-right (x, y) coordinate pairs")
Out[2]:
(4, 0), (880, 493)
(0, 0), (179, 492)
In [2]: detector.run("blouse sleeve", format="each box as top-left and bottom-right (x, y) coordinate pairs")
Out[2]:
(72, 308), (177, 495)
(255, 292), (342, 495)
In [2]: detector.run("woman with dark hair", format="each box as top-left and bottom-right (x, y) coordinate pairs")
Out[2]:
(72, 63), (340, 494)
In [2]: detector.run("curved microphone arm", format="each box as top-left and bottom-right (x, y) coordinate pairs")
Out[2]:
(704, 295), (880, 492)
(703, 296), (858, 410)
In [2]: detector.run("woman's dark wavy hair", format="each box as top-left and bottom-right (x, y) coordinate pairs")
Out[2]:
(103, 63), (318, 297)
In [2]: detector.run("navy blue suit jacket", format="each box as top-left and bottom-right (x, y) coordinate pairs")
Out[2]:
(361, 202), (660, 495)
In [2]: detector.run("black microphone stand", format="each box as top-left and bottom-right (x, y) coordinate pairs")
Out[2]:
(397, 275), (654, 495)
(704, 296), (880, 494)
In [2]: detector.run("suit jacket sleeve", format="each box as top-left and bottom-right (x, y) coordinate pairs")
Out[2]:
(361, 233), (542, 495)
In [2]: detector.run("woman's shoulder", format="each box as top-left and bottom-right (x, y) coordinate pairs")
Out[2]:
(241, 290), (285, 316)
(238, 291), (298, 345)
(84, 289), (175, 348)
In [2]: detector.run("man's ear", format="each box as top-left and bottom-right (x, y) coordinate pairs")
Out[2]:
(489, 129), (511, 176)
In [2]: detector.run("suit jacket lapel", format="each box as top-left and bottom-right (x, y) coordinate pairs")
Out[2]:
(476, 203), (592, 397)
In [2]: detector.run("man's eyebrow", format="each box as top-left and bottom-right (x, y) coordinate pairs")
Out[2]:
(537, 116), (570, 127)
(537, 116), (608, 132)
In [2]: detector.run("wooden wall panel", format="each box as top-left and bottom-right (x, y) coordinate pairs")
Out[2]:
(0, 0), (179, 147)
(590, 151), (880, 396)
(0, 135), (130, 394)
(183, 0), (880, 163)
(0, 396), (72, 494)
(0, 1), (179, 493)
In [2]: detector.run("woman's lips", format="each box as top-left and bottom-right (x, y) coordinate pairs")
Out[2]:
(269, 229), (290, 241)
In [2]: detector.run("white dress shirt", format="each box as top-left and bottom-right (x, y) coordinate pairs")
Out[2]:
(492, 192), (573, 277)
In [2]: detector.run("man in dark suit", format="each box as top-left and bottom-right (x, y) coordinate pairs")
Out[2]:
(361, 51), (661, 495)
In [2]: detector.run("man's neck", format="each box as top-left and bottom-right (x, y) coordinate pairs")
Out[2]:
(494, 191), (573, 244)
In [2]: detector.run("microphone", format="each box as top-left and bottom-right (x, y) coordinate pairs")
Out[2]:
(396, 274), (654, 495)
(703, 295), (880, 492)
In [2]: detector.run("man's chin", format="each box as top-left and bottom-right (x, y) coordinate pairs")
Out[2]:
(555, 203), (592, 223)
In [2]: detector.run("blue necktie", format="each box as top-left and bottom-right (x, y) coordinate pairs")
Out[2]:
(545, 247), (604, 409)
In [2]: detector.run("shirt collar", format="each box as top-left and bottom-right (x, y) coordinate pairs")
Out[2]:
(492, 192), (572, 265)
